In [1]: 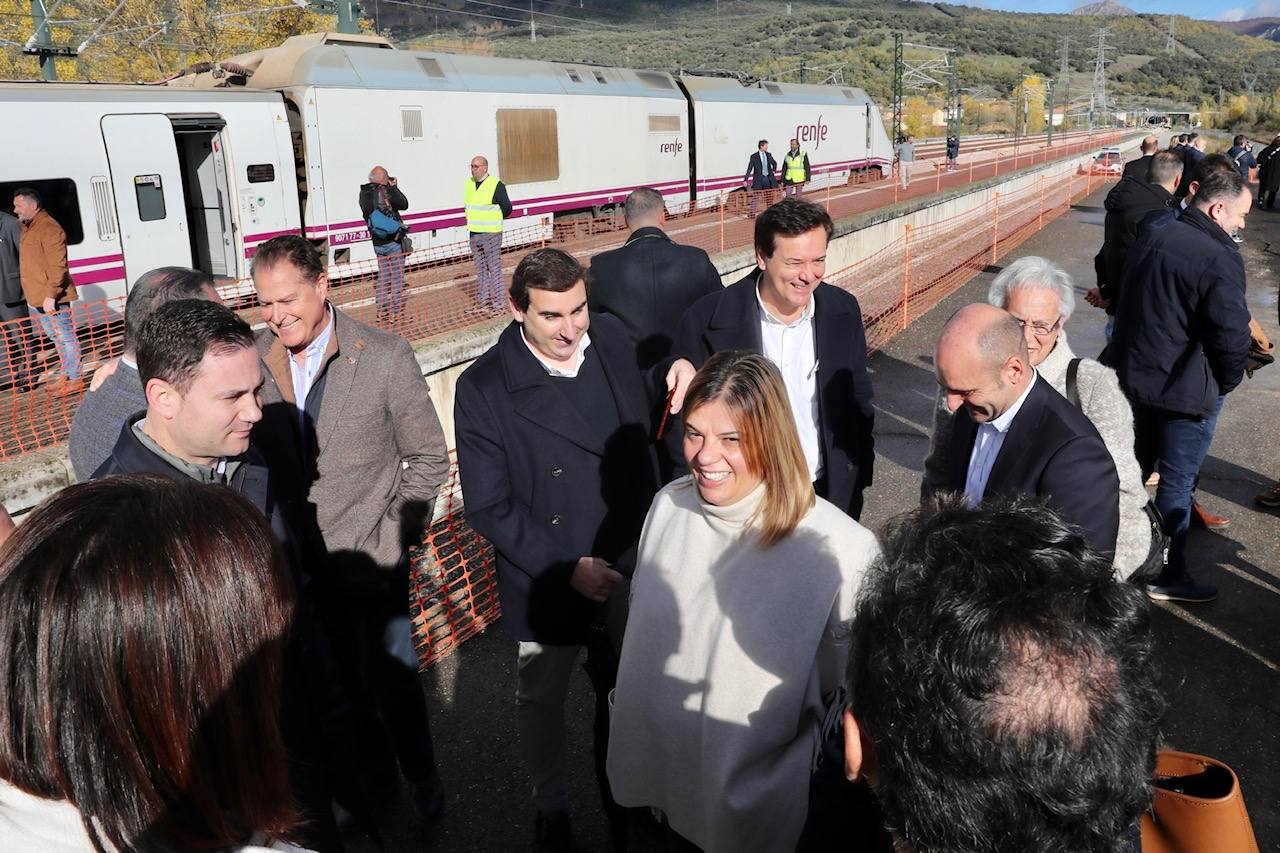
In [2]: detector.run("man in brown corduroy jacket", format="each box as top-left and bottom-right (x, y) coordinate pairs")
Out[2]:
(13, 187), (81, 397)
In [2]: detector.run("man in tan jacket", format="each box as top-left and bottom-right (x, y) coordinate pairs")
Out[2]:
(12, 188), (81, 396)
(248, 234), (451, 823)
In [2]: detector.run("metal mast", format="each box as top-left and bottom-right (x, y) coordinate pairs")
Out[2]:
(892, 32), (904, 143)
(1089, 28), (1112, 128)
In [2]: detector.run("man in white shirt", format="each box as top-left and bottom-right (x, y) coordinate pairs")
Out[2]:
(926, 303), (1119, 557)
(674, 198), (876, 519)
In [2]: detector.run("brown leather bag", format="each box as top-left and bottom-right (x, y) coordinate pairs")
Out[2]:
(1140, 750), (1259, 853)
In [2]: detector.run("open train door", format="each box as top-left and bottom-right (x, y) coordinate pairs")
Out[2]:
(101, 114), (192, 283)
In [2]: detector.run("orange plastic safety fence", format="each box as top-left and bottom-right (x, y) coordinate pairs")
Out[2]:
(408, 456), (501, 670)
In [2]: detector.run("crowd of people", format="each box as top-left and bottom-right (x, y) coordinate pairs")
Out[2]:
(0, 126), (1261, 853)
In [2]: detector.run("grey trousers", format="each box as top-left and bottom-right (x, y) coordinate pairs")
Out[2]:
(469, 231), (504, 310)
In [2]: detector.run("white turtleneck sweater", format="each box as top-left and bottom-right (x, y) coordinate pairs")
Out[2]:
(607, 477), (879, 853)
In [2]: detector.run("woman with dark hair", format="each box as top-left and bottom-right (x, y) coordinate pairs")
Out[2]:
(0, 474), (310, 853)
(606, 351), (882, 853)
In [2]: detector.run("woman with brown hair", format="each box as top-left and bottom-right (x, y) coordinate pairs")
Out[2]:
(606, 351), (881, 853)
(0, 474), (310, 853)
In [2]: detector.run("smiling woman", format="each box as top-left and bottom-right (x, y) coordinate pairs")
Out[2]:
(607, 350), (888, 853)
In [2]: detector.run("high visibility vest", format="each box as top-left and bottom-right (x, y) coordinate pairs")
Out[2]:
(464, 175), (503, 233)
(784, 151), (807, 183)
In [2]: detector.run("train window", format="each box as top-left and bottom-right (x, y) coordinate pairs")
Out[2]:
(593, 70), (607, 84)
(762, 83), (783, 96)
(566, 69), (582, 83)
(0, 179), (84, 245)
(636, 71), (674, 90)
(400, 107), (424, 141)
(418, 58), (445, 78)
(133, 174), (166, 222)
(247, 164), (276, 183)
(496, 109), (559, 185)
(649, 115), (681, 133)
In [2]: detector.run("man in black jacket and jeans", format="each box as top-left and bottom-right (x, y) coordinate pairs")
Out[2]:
(1106, 168), (1254, 604)
(359, 165), (409, 324)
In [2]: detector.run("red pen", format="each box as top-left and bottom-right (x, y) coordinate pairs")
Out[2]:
(656, 387), (676, 440)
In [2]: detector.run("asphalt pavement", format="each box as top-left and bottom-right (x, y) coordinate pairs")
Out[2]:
(359, 181), (1279, 852)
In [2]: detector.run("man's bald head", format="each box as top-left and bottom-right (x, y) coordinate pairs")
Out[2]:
(1141, 135), (1158, 154)
(935, 303), (1033, 423)
(939, 303), (1028, 371)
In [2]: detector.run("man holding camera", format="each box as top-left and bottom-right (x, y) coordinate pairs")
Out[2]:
(359, 166), (409, 325)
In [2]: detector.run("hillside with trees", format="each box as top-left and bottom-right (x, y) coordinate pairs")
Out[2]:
(5, 0), (1280, 134)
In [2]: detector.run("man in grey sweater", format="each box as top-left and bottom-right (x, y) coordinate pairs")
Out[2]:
(68, 267), (219, 480)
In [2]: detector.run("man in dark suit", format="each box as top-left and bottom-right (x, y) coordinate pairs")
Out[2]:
(588, 187), (722, 375)
(1087, 150), (1182, 331)
(743, 139), (779, 216)
(455, 248), (692, 853)
(673, 198), (875, 519)
(1120, 135), (1159, 182)
(1176, 134), (1206, 197)
(925, 304), (1119, 558)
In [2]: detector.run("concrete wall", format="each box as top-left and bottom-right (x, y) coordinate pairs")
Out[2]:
(0, 133), (1142, 515)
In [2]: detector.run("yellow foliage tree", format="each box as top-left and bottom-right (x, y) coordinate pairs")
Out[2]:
(1225, 94), (1251, 125)
(0, 0), (338, 82)
(1196, 98), (1215, 128)
(903, 95), (934, 139)
(1012, 75), (1046, 135)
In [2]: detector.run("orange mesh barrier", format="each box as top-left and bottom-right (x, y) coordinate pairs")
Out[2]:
(408, 455), (501, 669)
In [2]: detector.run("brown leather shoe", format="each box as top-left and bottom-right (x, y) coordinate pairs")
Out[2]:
(50, 377), (85, 399)
(1190, 501), (1230, 530)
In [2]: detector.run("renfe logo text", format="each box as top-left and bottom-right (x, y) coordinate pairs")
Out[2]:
(794, 116), (829, 150)
(660, 140), (684, 156)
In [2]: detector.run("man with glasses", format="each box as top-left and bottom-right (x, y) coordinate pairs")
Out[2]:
(925, 302), (1120, 558)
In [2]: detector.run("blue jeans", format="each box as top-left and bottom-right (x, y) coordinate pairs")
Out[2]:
(36, 304), (81, 380)
(373, 241), (406, 320)
(1132, 396), (1224, 585)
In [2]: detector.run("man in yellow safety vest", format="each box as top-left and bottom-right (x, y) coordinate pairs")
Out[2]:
(782, 138), (811, 198)
(466, 156), (513, 311)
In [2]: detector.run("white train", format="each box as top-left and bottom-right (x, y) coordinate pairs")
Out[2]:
(0, 31), (894, 303)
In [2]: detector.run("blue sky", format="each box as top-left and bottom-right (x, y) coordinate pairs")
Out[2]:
(944, 1), (1279, 21)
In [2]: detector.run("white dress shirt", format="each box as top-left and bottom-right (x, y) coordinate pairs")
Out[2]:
(756, 287), (822, 482)
(287, 305), (335, 427)
(521, 328), (592, 378)
(963, 372), (1037, 508)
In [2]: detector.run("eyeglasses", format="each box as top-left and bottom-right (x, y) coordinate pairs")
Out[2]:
(1014, 316), (1062, 336)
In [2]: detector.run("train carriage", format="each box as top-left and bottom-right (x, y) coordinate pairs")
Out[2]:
(678, 75), (893, 204)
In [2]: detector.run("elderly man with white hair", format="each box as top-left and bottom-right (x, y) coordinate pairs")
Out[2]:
(923, 256), (1153, 579)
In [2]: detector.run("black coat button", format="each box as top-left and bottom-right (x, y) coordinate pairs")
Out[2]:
(550, 514), (561, 525)
(551, 466), (563, 477)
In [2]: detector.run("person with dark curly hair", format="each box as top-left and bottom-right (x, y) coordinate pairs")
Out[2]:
(843, 496), (1164, 853)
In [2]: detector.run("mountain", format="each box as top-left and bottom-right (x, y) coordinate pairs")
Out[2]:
(1071, 2), (1135, 15)
(1213, 18), (1280, 42)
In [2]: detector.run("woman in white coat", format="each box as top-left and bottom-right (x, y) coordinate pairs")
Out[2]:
(607, 351), (881, 853)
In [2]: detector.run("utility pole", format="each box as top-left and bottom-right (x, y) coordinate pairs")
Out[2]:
(1166, 16), (1175, 56)
(1090, 28), (1112, 129)
(24, 0), (77, 81)
(1046, 77), (1056, 146)
(799, 58), (806, 84)
(530, 0), (536, 41)
(892, 31), (904, 143)
(1058, 36), (1070, 130)
(308, 0), (362, 34)
(947, 53), (960, 141)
